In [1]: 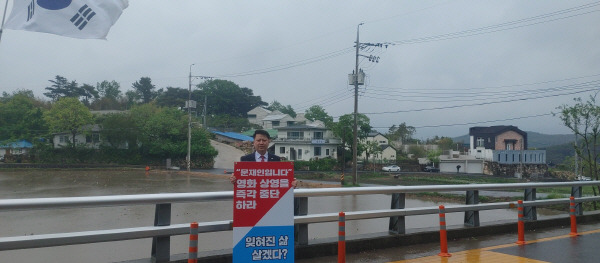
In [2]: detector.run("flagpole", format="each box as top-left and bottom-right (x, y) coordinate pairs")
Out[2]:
(0, 0), (9, 44)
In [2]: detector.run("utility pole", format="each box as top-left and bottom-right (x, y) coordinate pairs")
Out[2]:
(203, 95), (207, 128)
(348, 23), (388, 185)
(187, 64), (194, 172)
(574, 130), (579, 179)
(352, 23), (362, 185)
(187, 65), (212, 172)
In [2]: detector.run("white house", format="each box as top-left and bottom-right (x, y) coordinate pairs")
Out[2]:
(360, 132), (397, 163)
(271, 124), (340, 161)
(439, 150), (484, 174)
(52, 124), (102, 149)
(247, 107), (272, 126)
(248, 107), (318, 129)
(294, 113), (308, 124)
(261, 113), (296, 129)
(51, 123), (128, 150)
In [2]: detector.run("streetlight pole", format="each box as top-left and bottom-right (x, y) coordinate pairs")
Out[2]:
(187, 64), (194, 172)
(352, 23), (362, 185)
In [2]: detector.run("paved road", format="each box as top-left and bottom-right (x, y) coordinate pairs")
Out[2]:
(210, 140), (246, 170)
(296, 221), (600, 263)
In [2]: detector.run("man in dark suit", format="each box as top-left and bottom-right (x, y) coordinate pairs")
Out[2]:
(240, 129), (280, 162)
(232, 129), (297, 186)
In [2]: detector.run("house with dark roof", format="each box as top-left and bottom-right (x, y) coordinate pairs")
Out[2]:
(439, 126), (547, 176)
(467, 125), (546, 165)
(469, 125), (527, 151)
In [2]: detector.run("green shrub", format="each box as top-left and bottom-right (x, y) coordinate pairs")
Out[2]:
(293, 157), (338, 171)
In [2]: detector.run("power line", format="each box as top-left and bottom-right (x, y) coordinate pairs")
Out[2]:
(362, 79), (600, 102)
(366, 74), (600, 93)
(370, 113), (553, 129)
(362, 87), (596, 115)
(213, 47), (354, 78)
(296, 74), (599, 117)
(391, 2), (600, 45)
(205, 3), (600, 79)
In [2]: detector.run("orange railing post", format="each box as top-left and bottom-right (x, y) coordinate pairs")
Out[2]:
(338, 212), (346, 263)
(570, 196), (579, 236)
(188, 222), (199, 263)
(516, 200), (526, 245)
(437, 205), (451, 257)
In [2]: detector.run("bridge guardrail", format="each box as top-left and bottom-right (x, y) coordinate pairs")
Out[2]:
(1, 181), (599, 261)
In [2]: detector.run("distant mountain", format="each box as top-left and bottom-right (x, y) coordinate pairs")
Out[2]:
(544, 142), (574, 165)
(452, 131), (574, 149)
(527, 132), (574, 149)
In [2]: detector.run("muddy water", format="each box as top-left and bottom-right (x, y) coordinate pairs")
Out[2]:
(0, 169), (557, 263)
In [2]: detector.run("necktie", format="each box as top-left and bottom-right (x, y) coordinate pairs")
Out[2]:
(260, 155), (266, 162)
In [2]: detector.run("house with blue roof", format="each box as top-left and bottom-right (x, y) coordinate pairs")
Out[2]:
(0, 139), (33, 161)
(211, 131), (254, 144)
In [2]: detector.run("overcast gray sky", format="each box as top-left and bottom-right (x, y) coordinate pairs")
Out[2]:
(1, 0), (599, 139)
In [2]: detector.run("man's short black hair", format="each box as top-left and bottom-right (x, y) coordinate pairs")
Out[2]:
(253, 129), (270, 139)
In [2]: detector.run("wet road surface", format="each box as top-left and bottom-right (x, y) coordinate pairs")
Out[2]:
(296, 221), (600, 263)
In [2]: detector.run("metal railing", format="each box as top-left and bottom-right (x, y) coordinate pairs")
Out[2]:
(1, 181), (600, 262)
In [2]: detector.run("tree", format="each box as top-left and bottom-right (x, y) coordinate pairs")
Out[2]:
(89, 81), (125, 110)
(129, 104), (217, 165)
(44, 97), (93, 148)
(427, 149), (442, 166)
(79, 84), (99, 106)
(332, 113), (371, 179)
(90, 97), (127, 110)
(43, 75), (80, 101)
(132, 77), (159, 103)
(96, 112), (137, 149)
(155, 87), (188, 108)
(437, 137), (455, 151)
(97, 80), (122, 100)
(196, 79), (267, 118)
(267, 100), (296, 118)
(332, 113), (371, 154)
(304, 105), (333, 127)
(363, 140), (382, 166)
(408, 145), (426, 158)
(0, 92), (48, 141)
(387, 122), (416, 144)
(208, 114), (254, 132)
(556, 93), (600, 198)
(125, 90), (141, 107)
(1, 89), (36, 103)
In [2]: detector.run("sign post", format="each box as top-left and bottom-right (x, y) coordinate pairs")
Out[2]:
(233, 162), (295, 262)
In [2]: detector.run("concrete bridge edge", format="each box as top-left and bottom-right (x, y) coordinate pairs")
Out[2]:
(122, 212), (600, 263)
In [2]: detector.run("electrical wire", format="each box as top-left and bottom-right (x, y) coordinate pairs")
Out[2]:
(362, 87), (596, 115)
(391, 2), (600, 45)
(213, 47), (354, 78)
(370, 113), (554, 129)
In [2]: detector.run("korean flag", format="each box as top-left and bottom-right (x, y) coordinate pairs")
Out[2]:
(3, 0), (128, 39)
